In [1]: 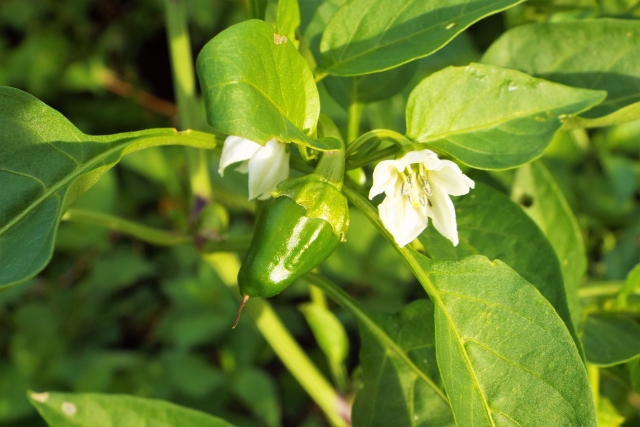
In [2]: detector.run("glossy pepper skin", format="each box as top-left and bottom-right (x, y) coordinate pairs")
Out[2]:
(237, 140), (349, 299)
(238, 196), (339, 298)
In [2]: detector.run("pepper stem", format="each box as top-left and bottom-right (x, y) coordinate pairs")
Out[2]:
(313, 142), (346, 190)
(232, 294), (250, 329)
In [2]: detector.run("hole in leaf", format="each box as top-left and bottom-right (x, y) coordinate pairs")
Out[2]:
(519, 194), (534, 207)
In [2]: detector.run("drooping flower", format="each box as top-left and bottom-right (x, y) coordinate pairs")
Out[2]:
(218, 136), (290, 200)
(369, 149), (474, 248)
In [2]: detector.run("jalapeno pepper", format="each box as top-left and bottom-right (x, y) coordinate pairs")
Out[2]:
(233, 139), (349, 327)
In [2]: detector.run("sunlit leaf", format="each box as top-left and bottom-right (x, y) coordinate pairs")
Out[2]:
(483, 19), (640, 124)
(407, 251), (597, 426)
(0, 87), (217, 288)
(420, 183), (581, 355)
(405, 63), (605, 169)
(197, 20), (337, 151)
(319, 0), (522, 76)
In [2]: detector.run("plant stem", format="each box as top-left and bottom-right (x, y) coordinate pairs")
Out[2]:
(347, 79), (363, 143)
(202, 253), (350, 427)
(305, 272), (450, 405)
(346, 129), (412, 156)
(62, 209), (192, 246)
(579, 282), (626, 298)
(309, 285), (328, 309)
(163, 0), (213, 202)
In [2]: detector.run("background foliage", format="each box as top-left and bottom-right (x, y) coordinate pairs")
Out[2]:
(1, 0), (640, 426)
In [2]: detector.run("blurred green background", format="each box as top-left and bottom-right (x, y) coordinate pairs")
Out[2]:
(1, 0), (640, 425)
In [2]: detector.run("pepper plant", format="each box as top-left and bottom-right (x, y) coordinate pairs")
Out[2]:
(2, 0), (640, 425)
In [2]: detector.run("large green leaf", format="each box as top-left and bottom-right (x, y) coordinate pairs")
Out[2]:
(306, 274), (454, 427)
(512, 161), (586, 329)
(482, 19), (640, 125)
(0, 87), (217, 288)
(196, 20), (336, 150)
(583, 315), (640, 367)
(28, 391), (235, 427)
(420, 183), (581, 355)
(342, 187), (597, 426)
(405, 63), (606, 169)
(410, 252), (596, 426)
(319, 0), (522, 76)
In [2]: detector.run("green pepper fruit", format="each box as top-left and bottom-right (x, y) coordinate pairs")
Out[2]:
(233, 139), (349, 326)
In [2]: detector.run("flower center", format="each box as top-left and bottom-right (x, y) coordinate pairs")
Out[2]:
(400, 164), (433, 208)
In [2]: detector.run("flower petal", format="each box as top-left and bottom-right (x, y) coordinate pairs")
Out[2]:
(370, 160), (401, 199)
(379, 185), (429, 248)
(428, 185), (459, 246)
(398, 149), (440, 170)
(247, 139), (290, 200)
(235, 161), (249, 174)
(429, 160), (475, 196)
(219, 136), (262, 176)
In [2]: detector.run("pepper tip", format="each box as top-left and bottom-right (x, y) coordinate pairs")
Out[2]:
(232, 294), (250, 329)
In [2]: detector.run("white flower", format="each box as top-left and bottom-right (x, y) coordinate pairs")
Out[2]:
(218, 136), (290, 200)
(369, 149), (474, 248)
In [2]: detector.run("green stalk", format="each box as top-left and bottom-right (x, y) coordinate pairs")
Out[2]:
(346, 146), (399, 170)
(579, 282), (625, 298)
(163, 0), (213, 202)
(346, 129), (412, 156)
(305, 272), (450, 404)
(347, 79), (363, 143)
(203, 253), (349, 427)
(62, 209), (192, 246)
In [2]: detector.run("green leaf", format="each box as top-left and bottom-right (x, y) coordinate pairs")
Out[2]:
(276, 0), (300, 46)
(28, 391), (235, 427)
(353, 299), (454, 427)
(405, 63), (606, 169)
(323, 61), (418, 109)
(231, 368), (281, 427)
(303, 0), (346, 66)
(306, 274), (454, 427)
(319, 0), (522, 76)
(341, 187), (596, 426)
(410, 252), (597, 426)
(512, 160), (587, 329)
(196, 20), (334, 150)
(482, 19), (640, 124)
(583, 315), (640, 367)
(618, 263), (640, 308)
(419, 183), (581, 355)
(0, 87), (217, 288)
(298, 302), (349, 390)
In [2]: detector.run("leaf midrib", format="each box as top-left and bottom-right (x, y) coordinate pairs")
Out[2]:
(0, 133), (172, 239)
(412, 98), (598, 144)
(403, 251), (496, 427)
